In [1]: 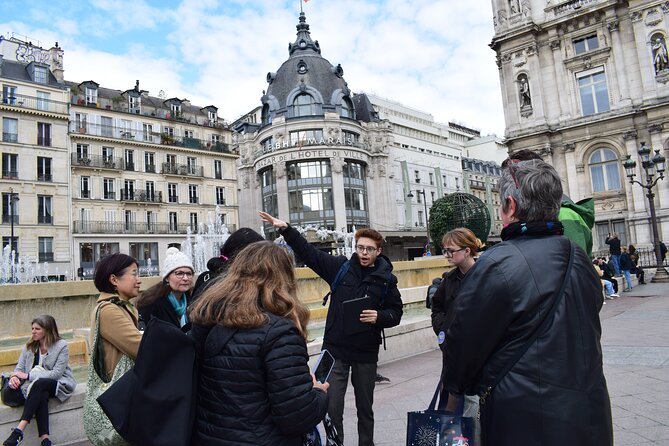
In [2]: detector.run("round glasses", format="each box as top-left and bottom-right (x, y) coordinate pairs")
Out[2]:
(355, 245), (378, 254)
(442, 247), (465, 256)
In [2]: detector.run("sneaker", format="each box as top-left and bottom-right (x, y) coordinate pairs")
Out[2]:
(40, 439), (52, 446)
(3, 428), (23, 446)
(375, 373), (391, 384)
(610, 293), (619, 298)
(623, 288), (632, 292)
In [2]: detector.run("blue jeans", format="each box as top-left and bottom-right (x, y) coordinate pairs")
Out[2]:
(603, 280), (615, 296)
(622, 269), (633, 290)
(611, 255), (621, 276)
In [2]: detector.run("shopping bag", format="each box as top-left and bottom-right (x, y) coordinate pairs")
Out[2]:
(406, 381), (475, 446)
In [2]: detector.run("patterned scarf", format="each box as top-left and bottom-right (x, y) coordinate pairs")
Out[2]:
(501, 220), (564, 241)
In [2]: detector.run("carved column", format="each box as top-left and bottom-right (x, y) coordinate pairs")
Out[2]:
(550, 39), (570, 118)
(563, 143), (580, 199)
(649, 126), (669, 223)
(607, 19), (631, 105)
(330, 156), (348, 230)
(623, 130), (647, 214)
(275, 162), (290, 223)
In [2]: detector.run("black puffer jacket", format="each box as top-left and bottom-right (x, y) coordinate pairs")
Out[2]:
(280, 225), (403, 363)
(191, 314), (328, 446)
(444, 234), (613, 446)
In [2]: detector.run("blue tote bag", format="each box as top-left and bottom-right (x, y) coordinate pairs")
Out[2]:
(406, 381), (475, 446)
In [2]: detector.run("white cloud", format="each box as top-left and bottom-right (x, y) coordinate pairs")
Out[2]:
(0, 0), (505, 135)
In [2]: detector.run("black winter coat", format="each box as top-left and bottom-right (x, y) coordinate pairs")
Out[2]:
(138, 295), (189, 332)
(280, 225), (403, 363)
(191, 314), (328, 446)
(605, 236), (621, 255)
(444, 235), (613, 446)
(430, 268), (465, 350)
(620, 252), (634, 271)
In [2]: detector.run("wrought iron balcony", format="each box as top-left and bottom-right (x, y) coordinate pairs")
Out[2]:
(161, 162), (204, 177)
(1, 92), (69, 114)
(70, 153), (126, 170)
(120, 190), (163, 204)
(38, 252), (54, 262)
(2, 170), (18, 179)
(74, 220), (193, 234)
(2, 132), (18, 143)
(37, 174), (53, 182)
(2, 215), (19, 224)
(69, 122), (230, 153)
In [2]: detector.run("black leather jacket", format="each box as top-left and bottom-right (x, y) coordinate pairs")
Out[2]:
(444, 235), (613, 446)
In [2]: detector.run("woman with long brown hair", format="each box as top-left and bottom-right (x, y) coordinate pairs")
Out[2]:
(2, 315), (76, 446)
(189, 241), (328, 446)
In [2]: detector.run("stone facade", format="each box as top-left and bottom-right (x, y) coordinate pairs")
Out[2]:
(234, 13), (507, 260)
(491, 0), (669, 252)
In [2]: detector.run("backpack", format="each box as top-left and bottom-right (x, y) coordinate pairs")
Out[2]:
(425, 277), (442, 309)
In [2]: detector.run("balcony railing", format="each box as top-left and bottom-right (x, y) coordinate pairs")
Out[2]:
(37, 174), (53, 182)
(38, 253), (54, 262)
(69, 122), (231, 153)
(120, 190), (163, 203)
(38, 215), (53, 224)
(2, 133), (18, 143)
(37, 136), (51, 146)
(2, 170), (18, 179)
(161, 163), (204, 177)
(74, 220), (191, 234)
(1, 215), (19, 224)
(1, 92), (69, 114)
(70, 153), (126, 169)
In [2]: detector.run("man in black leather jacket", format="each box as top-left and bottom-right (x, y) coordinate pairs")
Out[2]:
(443, 160), (613, 446)
(260, 212), (403, 446)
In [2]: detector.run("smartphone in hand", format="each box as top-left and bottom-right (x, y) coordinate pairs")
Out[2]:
(313, 349), (335, 384)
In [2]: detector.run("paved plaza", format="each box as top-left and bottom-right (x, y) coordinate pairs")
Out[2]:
(342, 281), (669, 445)
(66, 280), (669, 446)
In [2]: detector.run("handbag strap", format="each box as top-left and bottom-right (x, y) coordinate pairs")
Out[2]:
(479, 241), (575, 403)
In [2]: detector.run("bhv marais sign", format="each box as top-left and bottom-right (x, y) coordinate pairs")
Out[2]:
(255, 148), (368, 168)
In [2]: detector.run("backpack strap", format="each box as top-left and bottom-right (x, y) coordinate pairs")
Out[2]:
(322, 260), (351, 306)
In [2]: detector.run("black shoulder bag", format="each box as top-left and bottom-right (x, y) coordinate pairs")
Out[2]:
(479, 241), (575, 404)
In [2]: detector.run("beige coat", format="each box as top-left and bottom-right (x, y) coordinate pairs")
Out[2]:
(91, 293), (142, 379)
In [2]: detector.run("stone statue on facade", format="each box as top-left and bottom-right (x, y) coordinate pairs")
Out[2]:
(331, 156), (343, 174)
(509, 0), (519, 14)
(519, 77), (532, 107)
(653, 36), (669, 73)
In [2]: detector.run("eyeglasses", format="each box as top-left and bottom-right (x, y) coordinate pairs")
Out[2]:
(442, 247), (465, 256)
(355, 245), (378, 254)
(173, 270), (194, 278)
(504, 158), (522, 192)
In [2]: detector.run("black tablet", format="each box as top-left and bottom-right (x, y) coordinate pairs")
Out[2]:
(342, 296), (373, 335)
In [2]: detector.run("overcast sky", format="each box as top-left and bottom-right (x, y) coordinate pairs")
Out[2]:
(0, 0), (506, 136)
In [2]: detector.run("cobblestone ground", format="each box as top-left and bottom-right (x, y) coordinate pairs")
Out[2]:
(342, 281), (669, 445)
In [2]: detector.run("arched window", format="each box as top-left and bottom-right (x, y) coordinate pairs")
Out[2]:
(261, 104), (271, 126)
(293, 93), (317, 117)
(341, 97), (354, 118)
(589, 148), (621, 192)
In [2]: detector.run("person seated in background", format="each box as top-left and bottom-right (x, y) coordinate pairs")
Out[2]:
(2, 315), (77, 446)
(136, 247), (194, 331)
(628, 245), (646, 285)
(593, 259), (618, 301)
(597, 258), (618, 294)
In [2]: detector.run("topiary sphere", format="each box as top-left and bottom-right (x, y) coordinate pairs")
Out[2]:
(429, 192), (491, 251)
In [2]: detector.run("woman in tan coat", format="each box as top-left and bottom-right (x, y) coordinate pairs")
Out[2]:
(91, 253), (143, 379)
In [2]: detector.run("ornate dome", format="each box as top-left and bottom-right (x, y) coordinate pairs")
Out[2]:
(261, 13), (354, 124)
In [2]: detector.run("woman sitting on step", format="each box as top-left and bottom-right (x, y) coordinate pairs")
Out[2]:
(2, 315), (77, 446)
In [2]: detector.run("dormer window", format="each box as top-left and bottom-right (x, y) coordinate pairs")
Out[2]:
(171, 103), (182, 115)
(574, 35), (599, 55)
(129, 96), (141, 114)
(341, 97), (354, 118)
(85, 87), (97, 105)
(293, 93), (317, 117)
(34, 66), (48, 84)
(208, 110), (217, 122)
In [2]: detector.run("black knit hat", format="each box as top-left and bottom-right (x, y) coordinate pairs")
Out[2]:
(221, 227), (265, 259)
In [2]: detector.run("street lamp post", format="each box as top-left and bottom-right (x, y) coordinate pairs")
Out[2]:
(407, 189), (430, 254)
(622, 142), (669, 283)
(8, 187), (19, 283)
